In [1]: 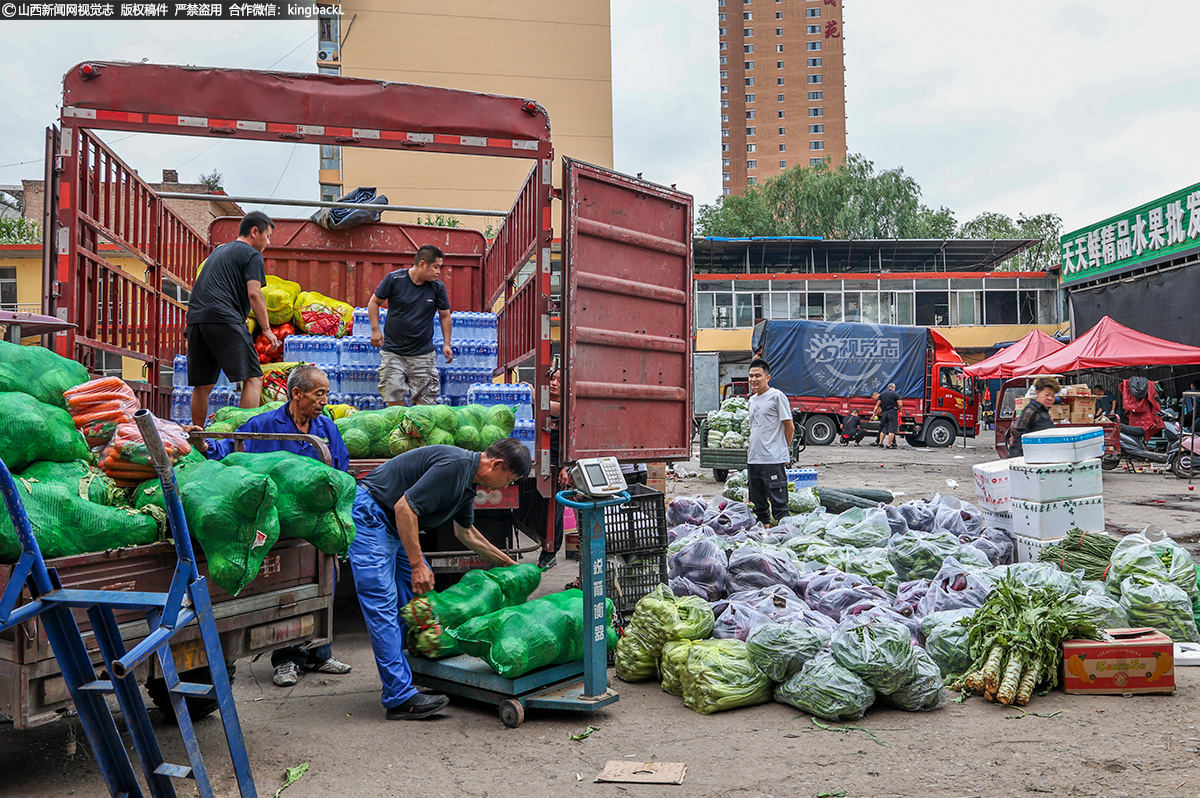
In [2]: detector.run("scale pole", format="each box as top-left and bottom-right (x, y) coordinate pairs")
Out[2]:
(579, 500), (608, 699)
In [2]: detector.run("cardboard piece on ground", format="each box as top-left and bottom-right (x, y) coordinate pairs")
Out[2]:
(595, 761), (687, 785)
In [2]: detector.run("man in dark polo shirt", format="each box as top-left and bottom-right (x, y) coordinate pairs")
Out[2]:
(348, 438), (531, 720)
(872, 382), (901, 450)
(368, 244), (453, 406)
(186, 211), (278, 425)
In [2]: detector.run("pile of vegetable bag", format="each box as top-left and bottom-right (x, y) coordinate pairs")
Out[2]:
(293, 291), (354, 337)
(1, 460), (161, 562)
(0, 339), (90, 408)
(614, 584), (715, 682)
(398, 403), (516, 453)
(449, 589), (617, 679)
(0, 391), (90, 472)
(399, 564), (542, 658)
(64, 377), (140, 448)
(336, 406), (410, 458)
(100, 417), (193, 488)
(136, 460), (280, 596)
(222, 451), (358, 556)
(204, 401), (286, 434)
(704, 397), (751, 449)
(257, 275), (302, 327)
(679, 638), (772, 714)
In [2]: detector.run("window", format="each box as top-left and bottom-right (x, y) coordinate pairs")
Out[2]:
(0, 267), (15, 310)
(745, 77), (755, 86)
(776, 11), (782, 19)
(722, 157), (731, 166)
(808, 74), (823, 83)
(720, 56), (728, 64)
(320, 183), (341, 203)
(776, 27), (783, 35)
(809, 107), (824, 117)
(807, 57), (822, 66)
(722, 129), (730, 138)
(777, 94), (785, 101)
(744, 44), (754, 52)
(318, 65), (340, 75)
(746, 110), (756, 119)
(721, 99), (729, 107)
(806, 24), (819, 34)
(746, 93), (755, 102)
(721, 114), (729, 122)
(779, 143), (787, 151)
(744, 27), (753, 36)
(810, 141), (824, 150)
(777, 60), (784, 68)
(723, 187), (732, 196)
(723, 173), (731, 181)
(807, 41), (821, 50)
(743, 10), (752, 19)
(806, 7), (820, 17)
(778, 126), (786, 134)
(719, 12), (726, 20)
(780, 160), (787, 169)
(747, 160), (757, 169)
(778, 110), (786, 118)
(809, 123), (824, 133)
(808, 90), (823, 100)
(776, 44), (784, 52)
(719, 27), (727, 35)
(986, 291), (1018, 325)
(720, 70), (728, 79)
(777, 77), (785, 85)
(954, 292), (978, 326)
(318, 15), (338, 43)
(720, 41), (727, 50)
(810, 157), (824, 166)
(721, 85), (729, 94)
(745, 60), (754, 69)
(748, 176), (758, 185)
(916, 290), (950, 326)
(722, 143), (730, 151)
(747, 143), (757, 152)
(746, 126), (756, 135)
(319, 144), (340, 170)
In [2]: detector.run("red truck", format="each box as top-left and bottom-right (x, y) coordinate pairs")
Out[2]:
(1, 61), (693, 729)
(752, 319), (979, 447)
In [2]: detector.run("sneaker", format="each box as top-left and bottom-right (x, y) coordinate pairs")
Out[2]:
(305, 656), (352, 675)
(386, 692), (449, 720)
(887, 443), (898, 449)
(538, 550), (557, 570)
(272, 661), (300, 687)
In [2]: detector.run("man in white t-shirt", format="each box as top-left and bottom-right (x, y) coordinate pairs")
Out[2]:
(746, 357), (795, 525)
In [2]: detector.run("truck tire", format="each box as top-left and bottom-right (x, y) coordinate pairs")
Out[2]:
(905, 435), (927, 448)
(926, 419), (957, 448)
(804, 415), (837, 447)
(712, 469), (729, 483)
(146, 661), (235, 723)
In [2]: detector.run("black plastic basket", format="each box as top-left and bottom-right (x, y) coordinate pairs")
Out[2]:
(605, 552), (668, 624)
(602, 483), (668, 555)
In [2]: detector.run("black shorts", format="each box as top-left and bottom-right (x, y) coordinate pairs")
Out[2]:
(881, 408), (899, 434)
(186, 322), (262, 386)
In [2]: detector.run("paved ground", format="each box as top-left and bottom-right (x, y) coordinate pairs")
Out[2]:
(3, 432), (1199, 798)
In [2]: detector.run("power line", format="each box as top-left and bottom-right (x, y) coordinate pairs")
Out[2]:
(266, 32), (317, 71)
(0, 159), (40, 170)
(268, 144), (299, 199)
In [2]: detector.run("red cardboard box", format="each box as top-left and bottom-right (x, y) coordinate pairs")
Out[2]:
(1061, 628), (1175, 695)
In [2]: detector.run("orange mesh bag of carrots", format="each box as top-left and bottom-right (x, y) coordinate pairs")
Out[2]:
(100, 416), (193, 487)
(64, 377), (141, 447)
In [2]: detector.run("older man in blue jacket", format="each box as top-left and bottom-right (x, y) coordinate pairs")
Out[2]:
(201, 363), (352, 686)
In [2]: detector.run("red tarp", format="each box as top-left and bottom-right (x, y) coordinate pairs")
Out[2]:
(963, 329), (1066, 379)
(1012, 316), (1200, 375)
(930, 329), (964, 366)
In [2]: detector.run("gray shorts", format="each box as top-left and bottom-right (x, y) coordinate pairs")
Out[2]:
(378, 350), (439, 405)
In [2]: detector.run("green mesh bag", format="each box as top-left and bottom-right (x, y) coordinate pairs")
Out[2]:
(400, 404), (456, 441)
(0, 391), (90, 472)
(449, 588), (617, 678)
(220, 451), (356, 556)
(386, 427), (423, 456)
(204, 401), (285, 434)
(135, 460), (280, 596)
(21, 460), (123, 507)
(485, 405), (516, 435)
(0, 340), (90, 409)
(335, 409), (399, 458)
(400, 564), (543, 658)
(1, 464), (160, 562)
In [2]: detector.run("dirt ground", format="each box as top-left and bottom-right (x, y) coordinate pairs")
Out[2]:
(3, 432), (1200, 798)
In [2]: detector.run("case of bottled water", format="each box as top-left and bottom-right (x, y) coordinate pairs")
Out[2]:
(513, 419), (536, 460)
(325, 365), (342, 393)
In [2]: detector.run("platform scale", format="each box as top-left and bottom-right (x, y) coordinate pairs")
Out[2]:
(407, 458), (630, 728)
(0, 410), (257, 797)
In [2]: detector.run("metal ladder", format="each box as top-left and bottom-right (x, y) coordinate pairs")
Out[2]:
(0, 410), (256, 798)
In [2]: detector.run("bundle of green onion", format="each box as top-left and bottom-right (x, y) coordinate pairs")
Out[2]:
(1036, 529), (1118, 581)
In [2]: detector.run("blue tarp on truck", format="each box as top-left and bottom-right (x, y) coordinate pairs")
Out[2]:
(752, 320), (930, 400)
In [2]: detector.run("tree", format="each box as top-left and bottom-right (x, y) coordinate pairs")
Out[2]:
(961, 210), (1063, 271)
(198, 170), (224, 191)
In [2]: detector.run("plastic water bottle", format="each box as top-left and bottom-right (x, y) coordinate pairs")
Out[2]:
(172, 355), (188, 388)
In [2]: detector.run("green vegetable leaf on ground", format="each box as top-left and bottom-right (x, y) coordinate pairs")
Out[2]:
(570, 725), (599, 741)
(275, 763), (310, 798)
(817, 792), (847, 798)
(809, 718), (890, 747)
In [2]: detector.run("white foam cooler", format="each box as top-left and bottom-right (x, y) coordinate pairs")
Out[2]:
(1020, 426), (1104, 464)
(1011, 495), (1105, 539)
(1015, 534), (1064, 563)
(972, 458), (1014, 512)
(983, 507), (1013, 533)
(1008, 457), (1103, 502)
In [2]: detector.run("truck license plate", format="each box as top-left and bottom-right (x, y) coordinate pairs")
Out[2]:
(172, 638), (208, 672)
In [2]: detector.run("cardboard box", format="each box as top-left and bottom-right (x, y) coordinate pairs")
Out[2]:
(1014, 396), (1031, 414)
(647, 463), (666, 493)
(1070, 396), (1098, 424)
(564, 531), (580, 561)
(1064, 384), (1094, 397)
(1062, 629), (1175, 695)
(1049, 404), (1072, 422)
(1015, 533), (1063, 563)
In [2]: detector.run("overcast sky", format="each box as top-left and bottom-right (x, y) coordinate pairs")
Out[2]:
(5, 2), (1200, 234)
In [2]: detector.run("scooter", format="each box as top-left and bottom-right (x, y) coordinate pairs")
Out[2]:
(1103, 413), (1181, 472)
(1169, 425), (1199, 480)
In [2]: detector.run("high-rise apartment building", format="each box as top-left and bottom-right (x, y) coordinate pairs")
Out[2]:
(719, 0), (846, 195)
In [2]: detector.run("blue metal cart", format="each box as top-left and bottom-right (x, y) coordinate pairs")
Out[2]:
(407, 489), (629, 727)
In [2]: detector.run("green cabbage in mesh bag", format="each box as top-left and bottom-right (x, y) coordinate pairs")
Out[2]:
(1, 463), (160, 562)
(0, 340), (90, 409)
(615, 584), (715, 683)
(386, 427), (423, 456)
(136, 460), (280, 596)
(399, 564), (542, 658)
(401, 405), (456, 441)
(426, 428), (455, 447)
(454, 425), (482, 452)
(449, 589), (617, 678)
(221, 451), (357, 556)
(341, 428), (371, 458)
(680, 638), (772, 715)
(479, 425), (507, 449)
(205, 401), (285, 434)
(486, 405), (516, 434)
(21, 460), (123, 507)
(0, 391), (89, 472)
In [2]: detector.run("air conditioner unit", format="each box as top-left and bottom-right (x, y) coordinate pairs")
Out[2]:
(318, 50), (332, 61)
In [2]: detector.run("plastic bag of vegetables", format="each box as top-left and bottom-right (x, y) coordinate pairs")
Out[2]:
(920, 609), (975, 678)
(799, 568), (873, 603)
(1117, 577), (1200, 643)
(1068, 586), (1128, 630)
(773, 651), (875, 721)
(830, 616), (920, 694)
(896, 502), (936, 533)
(1003, 562), (1085, 595)
(725, 545), (803, 594)
(667, 496), (709, 527)
(667, 536), (728, 601)
(887, 530), (961, 581)
(916, 557), (992, 616)
(842, 548), (896, 590)
(1107, 528), (1198, 602)
(787, 487), (820, 515)
(813, 585), (889, 622)
(826, 509), (891, 549)
(746, 621), (831, 681)
(881, 647), (947, 711)
(659, 639), (698, 696)
(614, 585), (715, 682)
(703, 499), (757, 536)
(711, 600), (774, 641)
(882, 505), (909, 536)
(680, 639), (772, 715)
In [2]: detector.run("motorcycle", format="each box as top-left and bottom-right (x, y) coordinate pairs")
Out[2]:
(1167, 408), (1200, 479)
(1102, 409), (1182, 473)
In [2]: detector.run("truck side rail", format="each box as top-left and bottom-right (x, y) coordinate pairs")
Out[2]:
(187, 432), (333, 468)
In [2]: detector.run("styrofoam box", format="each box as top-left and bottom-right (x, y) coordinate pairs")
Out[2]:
(786, 468), (818, 489)
(1009, 457), (1103, 503)
(1011, 494), (1105, 540)
(973, 458), (1015, 511)
(983, 506), (1013, 533)
(1016, 534), (1064, 563)
(1021, 426), (1104, 464)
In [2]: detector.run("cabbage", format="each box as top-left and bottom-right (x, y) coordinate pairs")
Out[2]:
(485, 404), (516, 434)
(479, 424), (507, 448)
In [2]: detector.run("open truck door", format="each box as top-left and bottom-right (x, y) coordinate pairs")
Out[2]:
(560, 159), (694, 463)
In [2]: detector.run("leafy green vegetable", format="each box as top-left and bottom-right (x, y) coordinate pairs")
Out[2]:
(615, 585), (715, 683)
(680, 639), (772, 715)
(830, 617), (918, 694)
(746, 622), (830, 681)
(774, 651), (874, 721)
(880, 648), (946, 711)
(275, 763), (310, 798)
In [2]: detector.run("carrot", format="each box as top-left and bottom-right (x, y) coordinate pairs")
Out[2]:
(65, 377), (127, 398)
(67, 393), (137, 407)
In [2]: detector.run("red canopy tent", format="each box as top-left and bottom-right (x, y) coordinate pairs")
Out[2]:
(1011, 316), (1200, 375)
(963, 329), (1066, 380)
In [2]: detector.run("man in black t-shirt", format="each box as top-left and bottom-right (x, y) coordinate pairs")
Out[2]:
(368, 245), (452, 406)
(185, 211), (278, 425)
(872, 382), (901, 449)
(348, 439), (531, 720)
